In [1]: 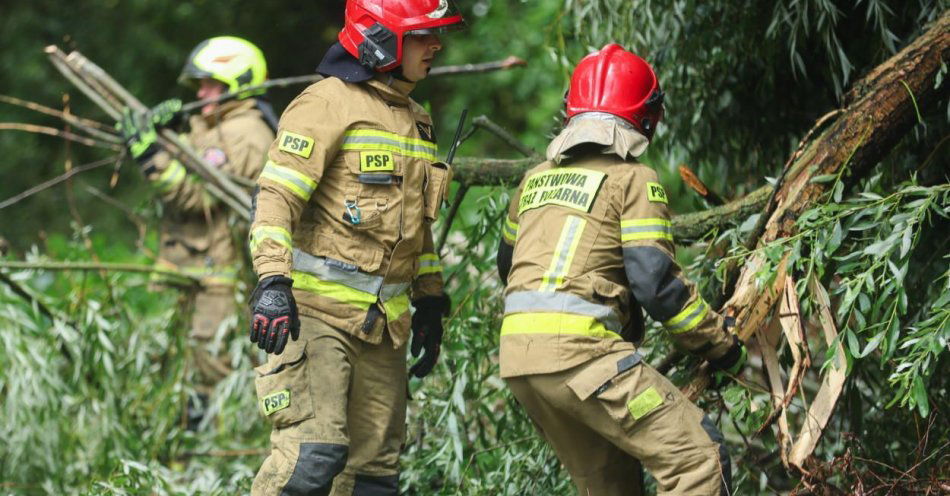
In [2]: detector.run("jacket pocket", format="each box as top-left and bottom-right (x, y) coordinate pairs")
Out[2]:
(422, 162), (452, 222)
(253, 344), (314, 428)
(313, 233), (383, 273)
(566, 352), (641, 401)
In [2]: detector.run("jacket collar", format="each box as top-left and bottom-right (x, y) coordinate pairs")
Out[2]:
(365, 72), (416, 105)
(195, 98), (257, 128)
(546, 112), (650, 164)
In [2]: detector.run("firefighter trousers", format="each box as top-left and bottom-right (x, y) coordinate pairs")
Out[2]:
(251, 314), (407, 496)
(188, 284), (237, 395)
(506, 351), (731, 495)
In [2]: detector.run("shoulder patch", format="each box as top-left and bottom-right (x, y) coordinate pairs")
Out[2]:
(646, 182), (668, 204)
(261, 389), (291, 416)
(202, 147), (227, 167)
(517, 167), (607, 215)
(416, 122), (436, 144)
(278, 131), (315, 159)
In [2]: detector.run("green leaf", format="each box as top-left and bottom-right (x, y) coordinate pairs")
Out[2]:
(810, 174), (838, 184)
(912, 376), (930, 417)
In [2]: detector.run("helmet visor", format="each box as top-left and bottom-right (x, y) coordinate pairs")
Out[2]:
(404, 0), (465, 34)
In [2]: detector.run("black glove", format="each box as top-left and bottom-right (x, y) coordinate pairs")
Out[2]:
(249, 275), (300, 355)
(709, 333), (747, 388)
(409, 294), (450, 378)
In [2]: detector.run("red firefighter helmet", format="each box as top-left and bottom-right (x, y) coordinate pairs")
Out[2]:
(340, 0), (465, 72)
(566, 44), (665, 139)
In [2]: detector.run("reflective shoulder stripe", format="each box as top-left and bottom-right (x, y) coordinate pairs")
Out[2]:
(504, 291), (622, 334)
(260, 161), (317, 201)
(540, 215), (587, 292)
(417, 253), (442, 276)
(342, 129), (438, 162)
(501, 312), (623, 340)
(503, 217), (519, 243)
(620, 218), (673, 242)
(154, 160), (187, 192)
(663, 298), (710, 335)
(250, 226), (292, 253)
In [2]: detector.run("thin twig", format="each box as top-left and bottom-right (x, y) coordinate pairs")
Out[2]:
(472, 115), (537, 158)
(437, 184), (470, 253)
(179, 56), (527, 114)
(83, 183), (154, 258)
(0, 156), (116, 209)
(0, 94), (120, 142)
(0, 261), (201, 283)
(0, 123), (121, 150)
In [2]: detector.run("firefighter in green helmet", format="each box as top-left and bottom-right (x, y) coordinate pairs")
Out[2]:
(118, 36), (276, 429)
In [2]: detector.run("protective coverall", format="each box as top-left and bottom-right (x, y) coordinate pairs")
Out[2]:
(248, 70), (448, 494)
(497, 115), (739, 495)
(144, 98), (273, 393)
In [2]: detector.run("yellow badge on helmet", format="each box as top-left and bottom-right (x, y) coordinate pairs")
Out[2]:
(261, 389), (291, 416)
(359, 151), (395, 172)
(646, 182), (668, 204)
(278, 131), (315, 159)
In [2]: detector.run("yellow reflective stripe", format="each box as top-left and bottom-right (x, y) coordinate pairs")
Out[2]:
(382, 293), (411, 321)
(250, 226), (292, 253)
(291, 271), (375, 310)
(344, 129), (438, 150)
(620, 218), (673, 242)
(292, 271), (411, 318)
(260, 161), (317, 200)
(540, 216), (587, 292)
(341, 142), (438, 162)
(342, 129), (439, 162)
(663, 298), (710, 335)
(501, 313), (623, 340)
(503, 217), (519, 243)
(154, 160), (186, 192)
(417, 253), (442, 276)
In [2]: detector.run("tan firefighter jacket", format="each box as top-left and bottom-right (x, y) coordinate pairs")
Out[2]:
(249, 74), (449, 348)
(144, 98), (274, 286)
(499, 116), (735, 377)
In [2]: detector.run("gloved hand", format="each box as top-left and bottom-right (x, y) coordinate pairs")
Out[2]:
(116, 99), (182, 163)
(117, 107), (159, 162)
(249, 275), (300, 355)
(409, 293), (450, 378)
(709, 334), (747, 387)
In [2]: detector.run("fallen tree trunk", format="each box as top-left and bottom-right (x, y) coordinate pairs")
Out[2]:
(683, 10), (950, 398)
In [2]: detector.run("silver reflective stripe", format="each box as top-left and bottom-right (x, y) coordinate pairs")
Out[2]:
(380, 283), (410, 302)
(292, 249), (410, 300)
(504, 290), (622, 333)
(342, 136), (437, 157)
(292, 249), (384, 295)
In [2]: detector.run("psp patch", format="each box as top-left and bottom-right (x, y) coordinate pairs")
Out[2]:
(360, 151), (395, 172)
(646, 182), (668, 204)
(518, 167), (606, 215)
(261, 389), (291, 416)
(202, 147), (227, 167)
(278, 131), (315, 159)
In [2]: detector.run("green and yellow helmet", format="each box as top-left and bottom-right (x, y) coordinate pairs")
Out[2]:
(179, 36), (267, 98)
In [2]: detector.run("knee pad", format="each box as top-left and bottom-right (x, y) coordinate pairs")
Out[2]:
(353, 473), (399, 496)
(700, 415), (733, 495)
(280, 443), (348, 496)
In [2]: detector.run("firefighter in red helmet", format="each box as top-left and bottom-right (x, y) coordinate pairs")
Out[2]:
(496, 44), (745, 495)
(247, 1), (463, 494)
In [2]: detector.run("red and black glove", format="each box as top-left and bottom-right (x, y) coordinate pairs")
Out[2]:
(409, 294), (450, 378)
(249, 275), (300, 355)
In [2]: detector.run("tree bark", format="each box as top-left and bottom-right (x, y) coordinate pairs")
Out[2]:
(683, 10), (950, 400)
